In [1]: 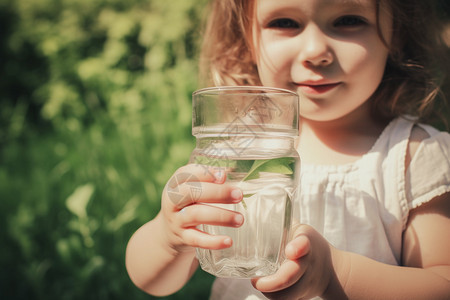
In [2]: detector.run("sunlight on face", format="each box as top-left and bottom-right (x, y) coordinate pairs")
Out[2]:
(253, 0), (392, 122)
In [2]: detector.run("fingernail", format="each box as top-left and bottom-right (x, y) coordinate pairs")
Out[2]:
(224, 237), (232, 246)
(286, 244), (300, 258)
(286, 244), (295, 257)
(231, 189), (242, 201)
(234, 214), (244, 225)
(214, 170), (225, 183)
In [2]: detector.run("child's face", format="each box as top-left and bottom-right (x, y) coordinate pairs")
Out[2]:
(253, 0), (392, 122)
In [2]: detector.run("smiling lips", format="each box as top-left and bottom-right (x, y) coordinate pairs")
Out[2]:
(295, 82), (341, 95)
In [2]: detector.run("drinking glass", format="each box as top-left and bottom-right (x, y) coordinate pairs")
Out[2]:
(190, 86), (300, 278)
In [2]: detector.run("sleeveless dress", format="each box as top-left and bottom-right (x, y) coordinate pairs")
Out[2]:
(209, 116), (450, 300)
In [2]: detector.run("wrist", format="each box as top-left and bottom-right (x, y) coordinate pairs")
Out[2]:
(322, 247), (351, 299)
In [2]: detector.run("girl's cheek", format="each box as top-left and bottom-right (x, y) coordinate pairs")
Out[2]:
(258, 45), (293, 77)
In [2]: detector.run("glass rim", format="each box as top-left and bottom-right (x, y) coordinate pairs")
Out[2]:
(193, 86), (298, 97)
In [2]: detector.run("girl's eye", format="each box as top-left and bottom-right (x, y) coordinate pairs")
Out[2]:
(334, 16), (367, 27)
(268, 18), (299, 29)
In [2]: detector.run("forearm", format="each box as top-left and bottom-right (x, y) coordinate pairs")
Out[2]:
(325, 249), (450, 300)
(125, 212), (198, 296)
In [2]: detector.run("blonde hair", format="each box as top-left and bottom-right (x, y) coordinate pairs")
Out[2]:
(199, 0), (259, 86)
(199, 0), (449, 126)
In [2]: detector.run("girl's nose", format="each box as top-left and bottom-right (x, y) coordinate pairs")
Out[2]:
(297, 25), (333, 67)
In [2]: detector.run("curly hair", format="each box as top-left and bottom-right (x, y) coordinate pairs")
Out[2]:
(199, 0), (449, 127)
(199, 0), (259, 86)
(371, 0), (449, 126)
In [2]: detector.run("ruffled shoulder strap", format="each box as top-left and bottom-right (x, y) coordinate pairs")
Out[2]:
(406, 126), (450, 211)
(373, 117), (415, 227)
(371, 116), (415, 156)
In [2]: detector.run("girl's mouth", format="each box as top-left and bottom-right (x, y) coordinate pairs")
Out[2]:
(295, 82), (341, 95)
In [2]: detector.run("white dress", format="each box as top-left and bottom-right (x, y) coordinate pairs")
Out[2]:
(209, 116), (450, 300)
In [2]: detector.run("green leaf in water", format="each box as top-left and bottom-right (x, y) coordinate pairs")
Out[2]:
(194, 156), (295, 210)
(241, 196), (249, 209)
(235, 159), (254, 173)
(242, 157), (294, 181)
(240, 157), (295, 209)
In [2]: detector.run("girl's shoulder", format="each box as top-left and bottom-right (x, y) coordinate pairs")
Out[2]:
(370, 116), (450, 226)
(380, 116), (450, 177)
(406, 123), (439, 169)
(393, 117), (450, 211)
(396, 117), (450, 167)
(376, 116), (449, 157)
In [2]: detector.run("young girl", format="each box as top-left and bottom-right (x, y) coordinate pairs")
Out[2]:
(126, 0), (450, 299)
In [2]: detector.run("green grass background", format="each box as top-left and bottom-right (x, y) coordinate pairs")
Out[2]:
(0, 0), (448, 299)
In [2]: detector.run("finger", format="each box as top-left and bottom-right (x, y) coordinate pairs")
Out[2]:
(168, 164), (226, 190)
(168, 181), (242, 210)
(181, 227), (233, 249)
(251, 259), (305, 293)
(178, 204), (244, 228)
(285, 234), (311, 260)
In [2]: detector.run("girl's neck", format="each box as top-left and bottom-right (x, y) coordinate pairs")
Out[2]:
(297, 105), (389, 165)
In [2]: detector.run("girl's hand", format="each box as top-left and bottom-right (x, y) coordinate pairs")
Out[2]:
(160, 164), (244, 253)
(251, 224), (339, 300)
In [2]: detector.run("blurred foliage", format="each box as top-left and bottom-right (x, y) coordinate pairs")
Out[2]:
(0, 0), (214, 299)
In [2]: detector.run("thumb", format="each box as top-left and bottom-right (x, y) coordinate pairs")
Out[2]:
(285, 234), (310, 260)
